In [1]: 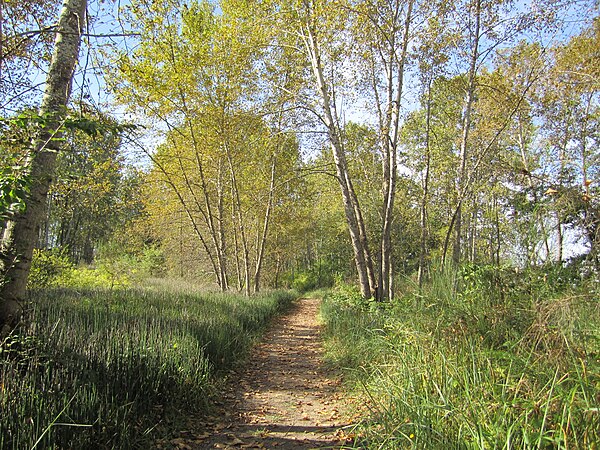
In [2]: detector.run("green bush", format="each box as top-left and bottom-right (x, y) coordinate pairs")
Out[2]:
(28, 248), (74, 289)
(138, 245), (166, 277)
(284, 259), (337, 292)
(29, 243), (167, 291)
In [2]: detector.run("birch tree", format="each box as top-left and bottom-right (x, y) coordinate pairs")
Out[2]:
(0, 0), (87, 334)
(286, 0), (419, 299)
(538, 19), (600, 262)
(292, 0), (376, 298)
(350, 0), (417, 300)
(441, 0), (548, 266)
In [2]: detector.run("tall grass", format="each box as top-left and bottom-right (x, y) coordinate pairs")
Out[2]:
(321, 264), (600, 449)
(0, 283), (296, 449)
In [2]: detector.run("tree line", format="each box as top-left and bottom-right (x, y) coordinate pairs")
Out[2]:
(1, 0), (598, 330)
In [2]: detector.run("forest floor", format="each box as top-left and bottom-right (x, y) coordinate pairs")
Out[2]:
(156, 297), (359, 450)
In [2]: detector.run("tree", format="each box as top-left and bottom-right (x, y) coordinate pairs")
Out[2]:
(112, 0), (306, 292)
(0, 0), (58, 113)
(408, 14), (451, 288)
(350, 0), (416, 300)
(281, 0), (419, 299)
(537, 18), (600, 262)
(0, 0), (87, 334)
(441, 0), (546, 266)
(290, 0), (376, 298)
(44, 109), (139, 264)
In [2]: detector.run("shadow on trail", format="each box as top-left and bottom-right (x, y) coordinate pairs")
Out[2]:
(198, 423), (351, 449)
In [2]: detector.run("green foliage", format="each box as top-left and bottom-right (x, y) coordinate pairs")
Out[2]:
(0, 167), (29, 221)
(46, 112), (143, 264)
(28, 242), (167, 291)
(284, 260), (337, 292)
(321, 265), (600, 449)
(0, 283), (296, 449)
(28, 248), (74, 289)
(0, 116), (31, 221)
(1, 111), (138, 140)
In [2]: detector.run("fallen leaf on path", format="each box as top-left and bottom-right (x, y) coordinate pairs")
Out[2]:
(240, 442), (265, 449)
(170, 438), (192, 449)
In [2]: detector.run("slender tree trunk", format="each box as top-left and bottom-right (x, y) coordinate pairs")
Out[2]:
(179, 213), (184, 278)
(232, 198), (243, 292)
(226, 145), (250, 296)
(556, 210), (563, 262)
(301, 13), (374, 298)
(0, 0), (87, 334)
(493, 194), (501, 266)
(151, 148), (224, 288)
(378, 0), (413, 301)
(452, 0), (481, 266)
(517, 117), (550, 265)
(180, 94), (229, 291)
(216, 160), (229, 291)
(580, 94), (596, 260)
(418, 79), (432, 291)
(470, 209), (477, 262)
(254, 154), (276, 293)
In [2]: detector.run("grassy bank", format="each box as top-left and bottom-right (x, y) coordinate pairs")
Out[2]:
(1, 281), (296, 449)
(321, 264), (600, 449)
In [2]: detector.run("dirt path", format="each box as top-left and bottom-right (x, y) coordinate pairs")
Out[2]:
(162, 298), (355, 449)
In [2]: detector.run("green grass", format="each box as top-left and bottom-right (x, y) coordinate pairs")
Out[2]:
(321, 265), (600, 449)
(0, 281), (296, 449)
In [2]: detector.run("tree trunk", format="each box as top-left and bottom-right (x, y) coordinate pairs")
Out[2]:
(226, 145), (251, 296)
(254, 154), (276, 293)
(494, 194), (501, 266)
(216, 159), (229, 291)
(301, 14), (374, 298)
(378, 0), (413, 302)
(556, 210), (563, 262)
(452, 0), (481, 266)
(0, 0), (87, 334)
(179, 91), (230, 291)
(150, 152), (223, 289)
(418, 79), (433, 291)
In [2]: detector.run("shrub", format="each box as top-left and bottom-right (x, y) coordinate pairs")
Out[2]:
(28, 248), (74, 289)
(283, 259), (338, 292)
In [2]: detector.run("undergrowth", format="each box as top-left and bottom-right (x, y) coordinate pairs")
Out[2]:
(0, 283), (296, 449)
(322, 263), (600, 449)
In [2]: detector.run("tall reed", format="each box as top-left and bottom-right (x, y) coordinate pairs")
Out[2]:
(1, 284), (295, 449)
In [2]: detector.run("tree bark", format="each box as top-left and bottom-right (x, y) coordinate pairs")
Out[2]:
(301, 16), (374, 298)
(379, 0), (413, 301)
(254, 154), (276, 293)
(226, 144), (251, 296)
(0, 0), (87, 334)
(418, 79), (433, 290)
(305, 24), (375, 298)
(452, 0), (481, 266)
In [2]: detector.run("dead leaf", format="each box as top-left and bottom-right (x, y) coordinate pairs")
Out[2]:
(226, 437), (245, 446)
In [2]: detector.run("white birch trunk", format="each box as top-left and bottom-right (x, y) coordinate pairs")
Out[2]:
(0, 0), (87, 334)
(301, 16), (374, 298)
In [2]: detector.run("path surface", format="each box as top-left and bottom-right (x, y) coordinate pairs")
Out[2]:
(161, 298), (356, 449)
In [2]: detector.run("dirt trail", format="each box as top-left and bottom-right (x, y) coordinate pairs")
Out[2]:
(162, 298), (356, 449)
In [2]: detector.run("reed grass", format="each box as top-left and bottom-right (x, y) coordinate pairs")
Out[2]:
(0, 283), (295, 449)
